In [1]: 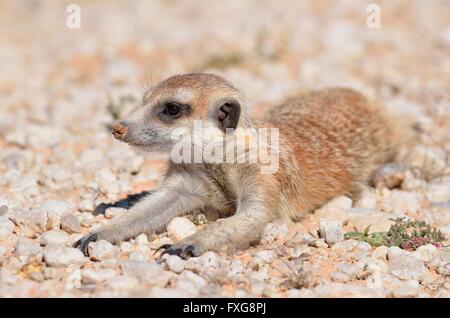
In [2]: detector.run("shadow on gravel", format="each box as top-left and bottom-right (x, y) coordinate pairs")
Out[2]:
(94, 191), (153, 215)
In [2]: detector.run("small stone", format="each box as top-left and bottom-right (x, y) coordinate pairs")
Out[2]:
(8, 208), (48, 233)
(255, 250), (277, 264)
(107, 275), (139, 291)
(51, 168), (72, 182)
(198, 251), (223, 268)
(392, 285), (419, 298)
(41, 200), (72, 215)
(44, 246), (86, 267)
(66, 268), (82, 289)
(125, 156), (144, 173)
(291, 233), (315, 245)
(79, 212), (95, 227)
(135, 233), (148, 245)
(0, 205), (8, 216)
(80, 148), (104, 164)
(15, 238), (42, 258)
(319, 220), (344, 244)
(166, 255), (185, 273)
(166, 217), (197, 241)
(89, 240), (119, 261)
(41, 200), (72, 230)
(128, 252), (149, 261)
(426, 177), (450, 202)
(78, 199), (95, 212)
(437, 248), (450, 262)
(100, 258), (118, 269)
(5, 130), (27, 147)
(136, 244), (150, 253)
(250, 282), (266, 295)
(228, 260), (244, 275)
(120, 260), (175, 286)
(39, 230), (70, 246)
(0, 216), (15, 239)
(336, 261), (366, 279)
(314, 196), (353, 221)
(0, 246), (6, 258)
(382, 190), (423, 214)
(105, 207), (126, 219)
(60, 214), (81, 234)
(429, 256), (443, 268)
(372, 246), (389, 260)
(387, 246), (404, 260)
(310, 238), (328, 248)
(365, 259), (389, 274)
(354, 241), (372, 251)
(97, 169), (119, 195)
(437, 262), (450, 276)
(405, 145), (446, 179)
(29, 271), (45, 282)
(389, 255), (427, 281)
(120, 242), (133, 253)
(354, 188), (377, 209)
(331, 240), (359, 255)
(292, 245), (312, 258)
(415, 244), (437, 262)
(331, 271), (351, 282)
(81, 268), (117, 284)
(177, 270), (207, 291)
(438, 225), (450, 238)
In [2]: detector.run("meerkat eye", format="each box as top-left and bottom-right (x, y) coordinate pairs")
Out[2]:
(162, 102), (182, 118)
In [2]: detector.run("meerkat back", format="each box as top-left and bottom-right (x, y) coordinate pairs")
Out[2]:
(265, 88), (397, 217)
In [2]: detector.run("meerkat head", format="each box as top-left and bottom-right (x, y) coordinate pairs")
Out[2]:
(112, 73), (251, 152)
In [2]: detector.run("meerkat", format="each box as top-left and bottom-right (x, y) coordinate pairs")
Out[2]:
(74, 73), (399, 259)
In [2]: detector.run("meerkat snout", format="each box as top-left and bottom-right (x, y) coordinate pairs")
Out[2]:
(112, 122), (128, 140)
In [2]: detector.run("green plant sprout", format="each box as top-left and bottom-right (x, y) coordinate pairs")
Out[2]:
(345, 218), (445, 250)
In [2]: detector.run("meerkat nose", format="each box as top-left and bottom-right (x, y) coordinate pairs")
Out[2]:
(112, 122), (128, 140)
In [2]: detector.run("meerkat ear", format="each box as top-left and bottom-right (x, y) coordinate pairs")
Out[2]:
(214, 97), (241, 131)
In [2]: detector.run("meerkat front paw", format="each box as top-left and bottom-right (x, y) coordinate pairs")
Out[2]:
(73, 233), (98, 256)
(157, 239), (206, 260)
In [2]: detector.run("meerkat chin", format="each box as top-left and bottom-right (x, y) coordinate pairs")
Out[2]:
(74, 72), (401, 259)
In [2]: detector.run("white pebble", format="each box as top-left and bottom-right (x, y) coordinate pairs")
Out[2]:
(372, 246), (388, 260)
(78, 199), (95, 212)
(166, 217), (197, 241)
(44, 246), (86, 267)
(81, 268), (117, 284)
(319, 220), (344, 244)
(89, 240), (119, 261)
(166, 255), (185, 273)
(135, 233), (148, 245)
(387, 246), (404, 260)
(40, 230), (70, 246)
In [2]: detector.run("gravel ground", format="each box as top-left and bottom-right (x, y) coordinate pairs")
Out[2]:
(0, 1), (449, 297)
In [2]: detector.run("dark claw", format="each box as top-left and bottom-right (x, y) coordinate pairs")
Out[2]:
(181, 245), (195, 259)
(73, 233), (98, 256)
(156, 244), (197, 262)
(153, 244), (171, 256)
(94, 203), (112, 215)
